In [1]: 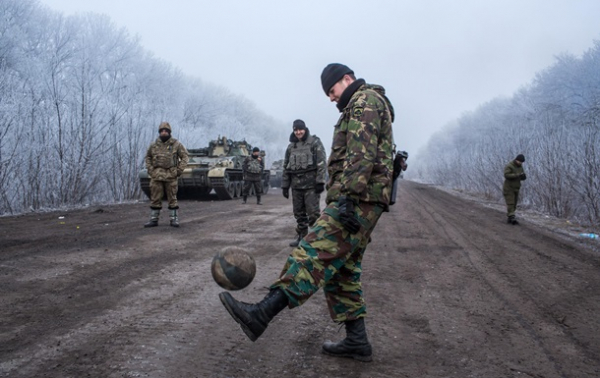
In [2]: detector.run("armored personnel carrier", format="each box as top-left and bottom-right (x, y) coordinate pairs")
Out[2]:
(269, 159), (284, 188)
(140, 136), (270, 200)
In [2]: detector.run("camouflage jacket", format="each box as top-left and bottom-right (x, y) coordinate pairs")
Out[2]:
(282, 129), (327, 190)
(145, 137), (189, 182)
(503, 160), (525, 190)
(243, 156), (264, 181)
(326, 81), (395, 210)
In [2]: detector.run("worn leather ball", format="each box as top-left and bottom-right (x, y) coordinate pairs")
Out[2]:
(211, 247), (256, 290)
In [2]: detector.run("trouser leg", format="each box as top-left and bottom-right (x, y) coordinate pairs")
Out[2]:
(149, 179), (165, 209)
(271, 201), (384, 309)
(504, 189), (517, 218)
(292, 189), (309, 235)
(166, 180), (179, 209)
(305, 188), (322, 227)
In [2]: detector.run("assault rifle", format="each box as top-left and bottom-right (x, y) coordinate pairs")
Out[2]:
(389, 149), (408, 205)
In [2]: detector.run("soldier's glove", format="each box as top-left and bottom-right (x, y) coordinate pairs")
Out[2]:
(315, 183), (325, 194)
(520, 173), (527, 180)
(282, 188), (289, 199)
(338, 196), (361, 234)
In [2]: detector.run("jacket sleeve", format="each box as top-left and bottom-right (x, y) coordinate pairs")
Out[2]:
(340, 100), (380, 202)
(504, 164), (520, 180)
(145, 144), (153, 171)
(281, 145), (292, 189)
(242, 157), (249, 173)
(313, 137), (327, 185)
(177, 144), (189, 175)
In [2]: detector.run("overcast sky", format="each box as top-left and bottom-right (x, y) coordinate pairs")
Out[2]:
(39, 0), (600, 154)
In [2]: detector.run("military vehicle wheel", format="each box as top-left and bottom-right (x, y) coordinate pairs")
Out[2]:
(235, 182), (242, 198)
(227, 182), (236, 198)
(262, 182), (269, 194)
(214, 173), (235, 200)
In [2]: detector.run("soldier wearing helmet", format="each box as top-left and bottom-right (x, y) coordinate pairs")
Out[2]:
(143, 122), (189, 227)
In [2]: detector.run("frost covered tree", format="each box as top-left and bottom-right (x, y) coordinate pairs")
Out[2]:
(412, 41), (600, 226)
(0, 0), (288, 214)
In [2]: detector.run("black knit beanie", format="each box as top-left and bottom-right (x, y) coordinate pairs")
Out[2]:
(516, 154), (525, 162)
(321, 63), (354, 94)
(252, 147), (260, 152)
(292, 119), (306, 130)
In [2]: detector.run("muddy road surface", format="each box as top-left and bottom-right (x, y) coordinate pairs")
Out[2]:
(1, 181), (599, 378)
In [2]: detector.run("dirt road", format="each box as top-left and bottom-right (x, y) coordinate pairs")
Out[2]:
(1, 180), (599, 378)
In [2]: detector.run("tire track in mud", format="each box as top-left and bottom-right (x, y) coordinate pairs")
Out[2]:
(399, 181), (600, 378)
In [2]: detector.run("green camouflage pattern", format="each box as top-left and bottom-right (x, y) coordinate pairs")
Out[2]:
(291, 188), (321, 234)
(271, 200), (384, 322)
(503, 160), (525, 217)
(325, 84), (395, 211)
(282, 133), (327, 190)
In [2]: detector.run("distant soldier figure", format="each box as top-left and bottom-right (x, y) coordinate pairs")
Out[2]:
(242, 147), (264, 205)
(144, 122), (189, 228)
(282, 119), (327, 246)
(503, 154), (526, 225)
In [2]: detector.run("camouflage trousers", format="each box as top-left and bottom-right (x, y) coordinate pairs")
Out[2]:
(242, 179), (262, 196)
(271, 200), (385, 322)
(149, 179), (179, 209)
(503, 188), (520, 217)
(291, 188), (321, 235)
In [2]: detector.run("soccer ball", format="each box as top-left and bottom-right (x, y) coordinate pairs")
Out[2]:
(211, 247), (256, 290)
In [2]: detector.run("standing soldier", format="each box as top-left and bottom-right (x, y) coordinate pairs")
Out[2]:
(219, 63), (396, 363)
(242, 147), (264, 205)
(503, 154), (526, 224)
(282, 119), (327, 247)
(144, 122), (189, 228)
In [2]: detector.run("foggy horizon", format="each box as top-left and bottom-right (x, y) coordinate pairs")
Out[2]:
(38, 0), (600, 154)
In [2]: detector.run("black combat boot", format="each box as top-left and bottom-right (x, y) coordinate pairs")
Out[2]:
(144, 209), (160, 228)
(289, 233), (301, 247)
(242, 195), (247, 204)
(219, 288), (288, 342)
(322, 318), (373, 362)
(169, 209), (179, 227)
(508, 216), (519, 225)
(257, 195), (262, 205)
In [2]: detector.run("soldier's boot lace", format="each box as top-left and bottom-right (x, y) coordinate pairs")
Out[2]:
(219, 288), (288, 342)
(257, 195), (262, 205)
(169, 209), (179, 227)
(322, 318), (373, 362)
(144, 209), (160, 228)
(242, 196), (247, 204)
